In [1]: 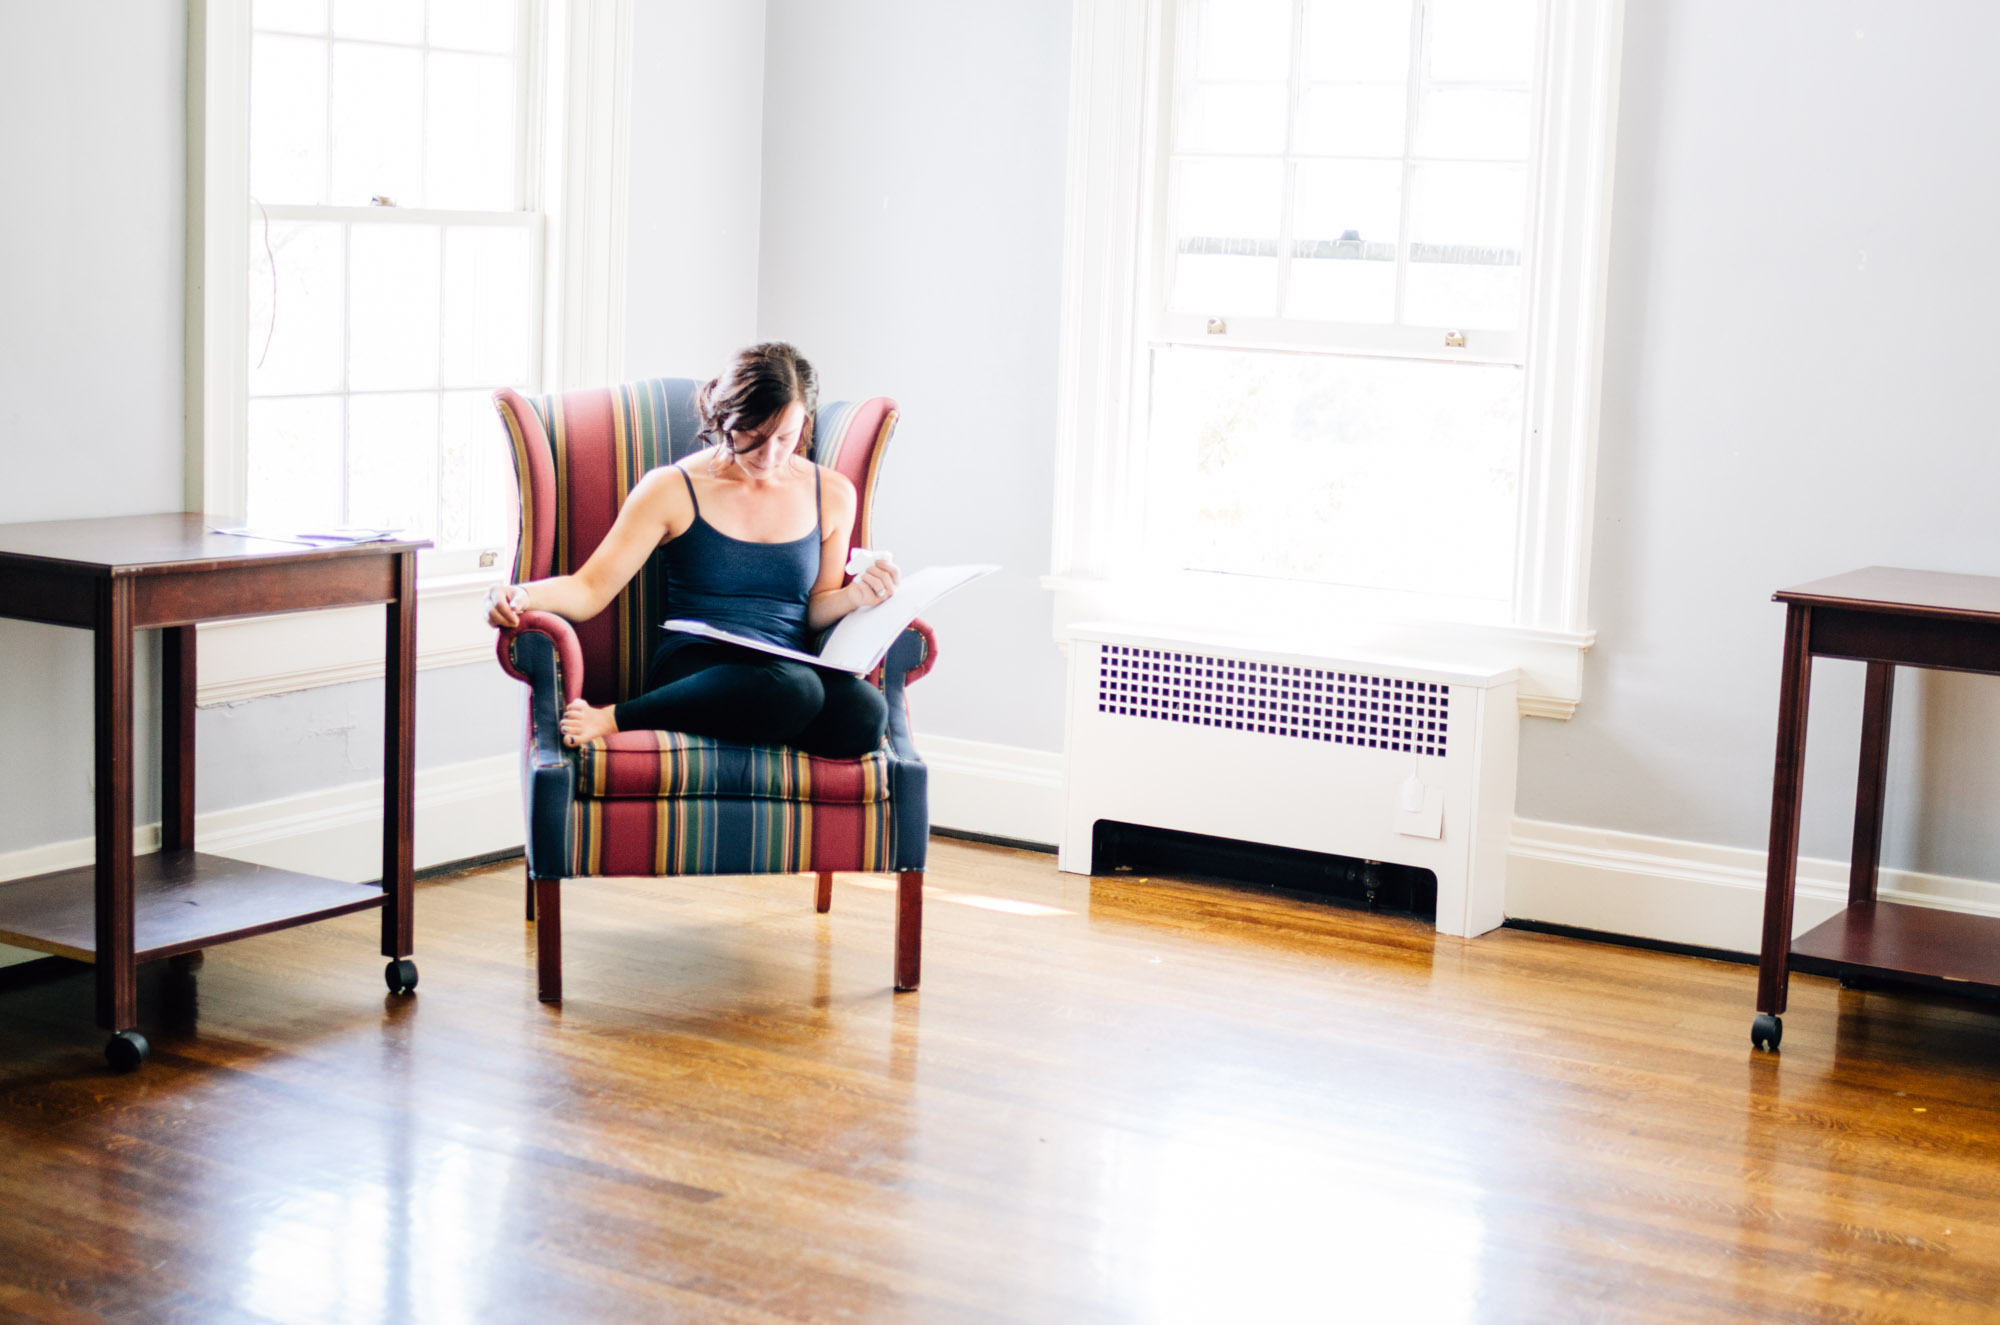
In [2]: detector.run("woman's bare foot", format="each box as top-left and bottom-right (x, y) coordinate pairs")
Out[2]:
(559, 699), (618, 747)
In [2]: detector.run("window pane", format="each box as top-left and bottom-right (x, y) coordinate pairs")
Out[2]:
(1305, 0), (1412, 82)
(331, 0), (423, 44)
(426, 52), (517, 210)
(254, 0), (326, 37)
(1151, 347), (1522, 599)
(349, 225), (441, 391)
(348, 393), (439, 536)
(331, 42), (423, 206)
(1297, 83), (1407, 157)
(430, 0), (516, 53)
(441, 225), (531, 387)
(1288, 160), (1400, 322)
(439, 389), (512, 546)
(247, 396), (344, 531)
(250, 35), (327, 205)
(1170, 158), (1284, 316)
(1405, 163), (1524, 327)
(1426, 0), (1537, 84)
(1177, 83), (1289, 156)
(1419, 88), (1531, 160)
(1193, 0), (1292, 81)
(248, 220), (345, 395)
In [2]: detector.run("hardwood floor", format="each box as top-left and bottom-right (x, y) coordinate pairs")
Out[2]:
(1, 838), (1998, 1323)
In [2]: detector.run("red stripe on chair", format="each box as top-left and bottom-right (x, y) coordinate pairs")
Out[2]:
(594, 799), (660, 876)
(824, 399), (897, 564)
(553, 389), (623, 706)
(495, 389), (557, 582)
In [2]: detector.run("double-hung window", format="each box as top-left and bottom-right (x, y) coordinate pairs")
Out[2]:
(188, 0), (631, 702)
(246, 0), (540, 571)
(1053, 0), (1624, 714)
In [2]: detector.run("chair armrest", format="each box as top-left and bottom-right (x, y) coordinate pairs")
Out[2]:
(497, 611), (584, 765)
(880, 621), (935, 763)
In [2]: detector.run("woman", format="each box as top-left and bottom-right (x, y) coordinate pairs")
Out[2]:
(486, 343), (900, 757)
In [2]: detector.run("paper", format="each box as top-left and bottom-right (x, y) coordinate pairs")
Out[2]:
(212, 525), (402, 545)
(665, 563), (997, 674)
(1394, 779), (1444, 840)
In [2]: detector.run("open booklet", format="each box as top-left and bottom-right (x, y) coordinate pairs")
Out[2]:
(664, 563), (997, 674)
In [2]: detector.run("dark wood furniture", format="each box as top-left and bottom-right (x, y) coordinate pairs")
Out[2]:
(0, 514), (427, 1070)
(1756, 566), (2000, 1050)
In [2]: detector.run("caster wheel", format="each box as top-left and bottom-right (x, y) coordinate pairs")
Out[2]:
(385, 959), (419, 996)
(106, 1030), (150, 1073)
(1751, 1013), (1783, 1052)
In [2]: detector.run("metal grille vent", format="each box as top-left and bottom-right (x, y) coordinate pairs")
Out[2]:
(1095, 644), (1449, 756)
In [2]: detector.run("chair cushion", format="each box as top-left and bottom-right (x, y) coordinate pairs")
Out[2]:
(573, 730), (894, 803)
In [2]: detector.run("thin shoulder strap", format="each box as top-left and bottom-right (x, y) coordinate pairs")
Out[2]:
(813, 464), (823, 523)
(678, 466), (700, 516)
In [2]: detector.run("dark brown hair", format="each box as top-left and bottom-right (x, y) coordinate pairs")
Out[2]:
(694, 342), (819, 461)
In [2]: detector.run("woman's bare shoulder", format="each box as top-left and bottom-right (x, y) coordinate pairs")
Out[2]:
(626, 463), (697, 532)
(817, 463), (858, 524)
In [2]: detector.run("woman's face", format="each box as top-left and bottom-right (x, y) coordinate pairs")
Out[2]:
(726, 401), (806, 476)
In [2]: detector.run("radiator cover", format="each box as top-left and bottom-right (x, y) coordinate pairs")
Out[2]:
(1060, 624), (1519, 937)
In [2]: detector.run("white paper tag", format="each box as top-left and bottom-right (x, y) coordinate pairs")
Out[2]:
(1394, 779), (1444, 839)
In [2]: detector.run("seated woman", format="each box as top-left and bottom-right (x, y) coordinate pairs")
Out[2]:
(486, 342), (900, 758)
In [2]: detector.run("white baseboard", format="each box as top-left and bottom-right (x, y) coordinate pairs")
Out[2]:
(917, 732), (1064, 847)
(1507, 817), (2000, 954)
(0, 754), (523, 967)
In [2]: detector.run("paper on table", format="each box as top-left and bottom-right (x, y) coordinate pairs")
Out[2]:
(665, 563), (998, 674)
(212, 525), (403, 545)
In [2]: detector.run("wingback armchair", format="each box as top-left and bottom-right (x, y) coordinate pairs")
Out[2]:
(491, 378), (935, 1003)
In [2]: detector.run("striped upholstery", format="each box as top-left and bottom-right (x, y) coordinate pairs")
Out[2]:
(574, 731), (894, 803)
(569, 795), (895, 878)
(495, 379), (902, 707)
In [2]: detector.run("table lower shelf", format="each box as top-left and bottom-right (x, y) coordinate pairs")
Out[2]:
(1789, 900), (2000, 994)
(0, 850), (384, 963)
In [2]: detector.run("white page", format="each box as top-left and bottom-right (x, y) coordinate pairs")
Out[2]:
(664, 563), (997, 674)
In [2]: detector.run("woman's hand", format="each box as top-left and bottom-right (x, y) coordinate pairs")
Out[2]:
(487, 584), (530, 628)
(845, 557), (899, 612)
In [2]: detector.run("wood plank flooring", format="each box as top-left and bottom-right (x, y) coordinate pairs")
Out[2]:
(1, 839), (1998, 1323)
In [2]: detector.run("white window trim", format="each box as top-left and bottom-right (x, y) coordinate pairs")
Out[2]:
(184, 0), (633, 706)
(1047, 0), (1624, 719)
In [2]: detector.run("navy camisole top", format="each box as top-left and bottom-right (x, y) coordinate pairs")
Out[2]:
(660, 465), (822, 653)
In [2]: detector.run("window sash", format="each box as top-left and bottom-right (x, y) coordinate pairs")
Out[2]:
(1150, 0), (1542, 363)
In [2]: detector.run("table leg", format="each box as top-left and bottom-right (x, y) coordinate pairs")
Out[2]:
(161, 625), (197, 853)
(381, 552), (416, 962)
(1756, 604), (1814, 1020)
(94, 580), (136, 1032)
(1848, 661), (1895, 906)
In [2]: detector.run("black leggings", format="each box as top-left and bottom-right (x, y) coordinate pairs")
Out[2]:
(611, 641), (888, 758)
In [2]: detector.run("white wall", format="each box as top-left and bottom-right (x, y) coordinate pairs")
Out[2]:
(1520, 0), (2000, 881)
(756, 0), (1074, 753)
(624, 0), (769, 381)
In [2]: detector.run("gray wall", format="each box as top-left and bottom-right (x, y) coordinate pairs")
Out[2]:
(624, 0), (768, 380)
(0, 3), (516, 866)
(1518, 0), (2000, 876)
(757, 0), (1074, 753)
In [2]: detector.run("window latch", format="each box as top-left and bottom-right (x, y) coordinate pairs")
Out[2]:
(1206, 317), (1227, 335)
(1444, 330), (1467, 348)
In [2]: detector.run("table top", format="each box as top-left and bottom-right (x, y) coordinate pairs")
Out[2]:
(1775, 566), (2000, 621)
(0, 513), (429, 575)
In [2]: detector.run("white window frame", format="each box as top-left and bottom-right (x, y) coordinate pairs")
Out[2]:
(1048, 0), (1624, 717)
(184, 0), (633, 704)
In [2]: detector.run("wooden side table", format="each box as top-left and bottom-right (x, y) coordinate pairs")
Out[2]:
(1755, 566), (2000, 1051)
(0, 514), (428, 1070)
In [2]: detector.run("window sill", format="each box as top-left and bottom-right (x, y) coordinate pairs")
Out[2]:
(196, 567), (506, 706)
(1042, 573), (1594, 719)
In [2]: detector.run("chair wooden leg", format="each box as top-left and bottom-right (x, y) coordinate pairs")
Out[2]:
(894, 869), (923, 992)
(525, 868), (537, 921)
(815, 871), (834, 914)
(534, 877), (562, 1003)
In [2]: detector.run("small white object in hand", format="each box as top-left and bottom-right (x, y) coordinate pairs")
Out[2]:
(846, 547), (892, 577)
(487, 584), (529, 614)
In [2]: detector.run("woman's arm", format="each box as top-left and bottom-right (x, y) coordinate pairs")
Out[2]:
(806, 469), (899, 632)
(488, 468), (688, 628)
